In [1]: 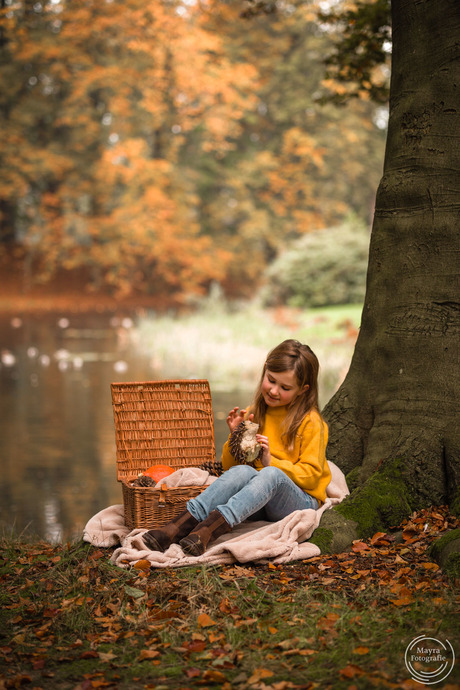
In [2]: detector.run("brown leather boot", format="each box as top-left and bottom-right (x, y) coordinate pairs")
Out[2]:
(180, 510), (232, 556)
(143, 510), (199, 552)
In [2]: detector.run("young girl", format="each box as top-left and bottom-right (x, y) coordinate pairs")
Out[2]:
(143, 339), (331, 556)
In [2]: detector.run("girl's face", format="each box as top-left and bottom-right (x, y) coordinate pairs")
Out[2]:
(261, 368), (309, 408)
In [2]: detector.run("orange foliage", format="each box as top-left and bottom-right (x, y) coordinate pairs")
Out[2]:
(0, 0), (385, 299)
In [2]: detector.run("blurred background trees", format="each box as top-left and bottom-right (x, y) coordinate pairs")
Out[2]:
(0, 0), (390, 303)
(261, 215), (370, 308)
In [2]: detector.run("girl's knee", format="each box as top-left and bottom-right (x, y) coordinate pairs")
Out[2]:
(259, 465), (285, 482)
(227, 464), (258, 480)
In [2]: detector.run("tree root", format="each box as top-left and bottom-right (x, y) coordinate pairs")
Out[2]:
(428, 528), (460, 581)
(311, 458), (416, 553)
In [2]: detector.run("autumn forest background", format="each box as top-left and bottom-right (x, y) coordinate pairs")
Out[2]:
(1, 0), (390, 307)
(0, 0), (394, 545)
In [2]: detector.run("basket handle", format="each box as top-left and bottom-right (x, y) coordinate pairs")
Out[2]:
(158, 485), (168, 505)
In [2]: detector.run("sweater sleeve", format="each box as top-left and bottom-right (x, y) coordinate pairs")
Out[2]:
(269, 413), (330, 494)
(222, 435), (238, 470)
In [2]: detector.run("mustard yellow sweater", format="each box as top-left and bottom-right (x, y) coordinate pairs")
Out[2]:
(222, 406), (331, 504)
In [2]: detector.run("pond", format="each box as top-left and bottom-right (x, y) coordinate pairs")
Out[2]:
(0, 312), (243, 543)
(0, 311), (347, 543)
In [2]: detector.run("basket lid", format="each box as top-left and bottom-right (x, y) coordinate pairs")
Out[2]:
(111, 379), (216, 481)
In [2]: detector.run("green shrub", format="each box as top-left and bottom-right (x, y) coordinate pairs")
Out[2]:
(261, 217), (370, 308)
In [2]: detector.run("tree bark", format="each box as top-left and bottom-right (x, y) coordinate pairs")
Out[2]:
(316, 0), (460, 548)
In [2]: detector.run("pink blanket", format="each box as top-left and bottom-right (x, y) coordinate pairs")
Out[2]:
(83, 462), (348, 568)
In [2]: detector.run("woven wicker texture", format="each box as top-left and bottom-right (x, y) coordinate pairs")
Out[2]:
(112, 379), (215, 481)
(121, 484), (205, 531)
(111, 379), (216, 529)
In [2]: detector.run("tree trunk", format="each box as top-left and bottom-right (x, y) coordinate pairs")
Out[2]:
(314, 0), (460, 550)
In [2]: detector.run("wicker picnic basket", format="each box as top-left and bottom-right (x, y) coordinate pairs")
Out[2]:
(111, 379), (216, 530)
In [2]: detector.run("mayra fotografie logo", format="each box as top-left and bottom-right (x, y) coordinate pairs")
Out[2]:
(405, 636), (455, 685)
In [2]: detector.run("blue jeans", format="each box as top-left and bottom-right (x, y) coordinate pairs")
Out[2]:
(187, 465), (319, 528)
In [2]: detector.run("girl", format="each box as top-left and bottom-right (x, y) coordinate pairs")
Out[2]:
(143, 339), (331, 556)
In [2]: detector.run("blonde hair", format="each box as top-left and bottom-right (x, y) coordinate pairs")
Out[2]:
(251, 339), (320, 450)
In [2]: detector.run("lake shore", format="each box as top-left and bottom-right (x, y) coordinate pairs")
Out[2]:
(0, 274), (171, 316)
(0, 253), (183, 315)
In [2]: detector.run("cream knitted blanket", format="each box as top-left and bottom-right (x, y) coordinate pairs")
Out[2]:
(83, 462), (349, 568)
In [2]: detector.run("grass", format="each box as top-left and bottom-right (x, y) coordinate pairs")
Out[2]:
(132, 302), (363, 401)
(1, 507), (459, 690)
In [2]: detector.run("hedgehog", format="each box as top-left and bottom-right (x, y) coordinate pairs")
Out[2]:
(229, 420), (263, 465)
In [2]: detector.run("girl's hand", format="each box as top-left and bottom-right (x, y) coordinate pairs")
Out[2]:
(226, 407), (254, 432)
(256, 434), (271, 466)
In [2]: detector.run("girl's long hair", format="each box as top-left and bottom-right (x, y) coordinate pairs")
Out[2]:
(251, 339), (320, 450)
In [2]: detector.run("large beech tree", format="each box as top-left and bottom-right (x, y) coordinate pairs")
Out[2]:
(314, 0), (460, 551)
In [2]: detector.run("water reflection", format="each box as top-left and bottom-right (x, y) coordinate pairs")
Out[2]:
(0, 313), (240, 542)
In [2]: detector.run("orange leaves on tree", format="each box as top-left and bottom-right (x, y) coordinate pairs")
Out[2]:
(1, 0), (390, 300)
(282, 127), (325, 168)
(1, 0), (256, 299)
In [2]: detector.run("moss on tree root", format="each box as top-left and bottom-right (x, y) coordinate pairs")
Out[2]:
(311, 458), (415, 553)
(309, 510), (359, 553)
(428, 528), (460, 580)
(450, 485), (460, 518)
(337, 458), (415, 536)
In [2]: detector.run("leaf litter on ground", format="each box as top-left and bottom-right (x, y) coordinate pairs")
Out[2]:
(0, 505), (458, 690)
